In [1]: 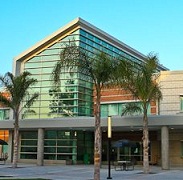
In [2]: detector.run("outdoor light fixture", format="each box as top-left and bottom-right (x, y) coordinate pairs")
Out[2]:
(108, 116), (112, 138)
(107, 116), (112, 179)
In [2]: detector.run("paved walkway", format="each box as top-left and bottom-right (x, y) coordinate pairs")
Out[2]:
(0, 163), (183, 179)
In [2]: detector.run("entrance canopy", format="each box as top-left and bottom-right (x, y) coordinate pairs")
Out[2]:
(0, 139), (8, 145)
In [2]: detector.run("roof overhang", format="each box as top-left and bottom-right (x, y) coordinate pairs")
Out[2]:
(1, 114), (183, 131)
(13, 17), (168, 72)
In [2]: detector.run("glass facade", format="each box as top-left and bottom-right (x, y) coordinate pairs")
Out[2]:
(77, 131), (94, 164)
(0, 109), (10, 120)
(101, 102), (151, 117)
(102, 140), (143, 162)
(22, 28), (146, 119)
(20, 130), (93, 164)
(19, 25), (151, 162)
(20, 131), (38, 159)
(23, 30), (93, 118)
(44, 130), (77, 162)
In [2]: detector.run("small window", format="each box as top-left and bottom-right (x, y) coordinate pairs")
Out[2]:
(181, 141), (183, 156)
(180, 96), (183, 111)
(0, 109), (10, 120)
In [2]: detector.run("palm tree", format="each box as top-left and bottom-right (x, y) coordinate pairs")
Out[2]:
(0, 71), (39, 168)
(52, 43), (119, 180)
(119, 53), (162, 174)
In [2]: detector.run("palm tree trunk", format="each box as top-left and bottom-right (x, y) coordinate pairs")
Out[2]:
(12, 114), (19, 168)
(143, 110), (150, 174)
(94, 88), (101, 180)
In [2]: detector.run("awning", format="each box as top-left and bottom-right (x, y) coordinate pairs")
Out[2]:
(112, 139), (136, 148)
(0, 139), (8, 145)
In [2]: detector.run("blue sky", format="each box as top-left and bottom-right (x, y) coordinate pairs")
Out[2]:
(1, 0), (183, 75)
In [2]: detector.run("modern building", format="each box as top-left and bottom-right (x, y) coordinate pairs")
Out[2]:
(0, 18), (183, 169)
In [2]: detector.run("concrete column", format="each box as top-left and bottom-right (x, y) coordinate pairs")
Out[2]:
(37, 128), (44, 166)
(161, 126), (169, 170)
(117, 147), (120, 161)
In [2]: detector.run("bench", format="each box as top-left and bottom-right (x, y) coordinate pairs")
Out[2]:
(114, 160), (134, 171)
(0, 154), (8, 164)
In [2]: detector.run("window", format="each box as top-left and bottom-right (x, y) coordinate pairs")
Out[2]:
(101, 103), (121, 117)
(108, 104), (118, 116)
(181, 141), (183, 157)
(180, 96), (183, 111)
(0, 109), (10, 120)
(101, 102), (151, 117)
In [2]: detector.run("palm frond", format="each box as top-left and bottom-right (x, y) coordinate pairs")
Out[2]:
(0, 71), (38, 115)
(22, 109), (37, 119)
(121, 102), (143, 116)
(51, 41), (118, 91)
(91, 51), (116, 88)
(124, 54), (162, 104)
(23, 93), (39, 109)
(51, 42), (86, 86)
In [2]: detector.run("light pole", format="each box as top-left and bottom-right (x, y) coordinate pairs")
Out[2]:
(107, 116), (112, 179)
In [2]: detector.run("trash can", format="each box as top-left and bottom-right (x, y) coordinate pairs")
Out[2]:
(84, 153), (89, 164)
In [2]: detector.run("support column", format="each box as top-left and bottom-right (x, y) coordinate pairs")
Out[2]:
(161, 126), (169, 170)
(37, 128), (44, 166)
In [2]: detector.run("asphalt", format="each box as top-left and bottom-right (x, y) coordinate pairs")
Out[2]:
(0, 163), (183, 180)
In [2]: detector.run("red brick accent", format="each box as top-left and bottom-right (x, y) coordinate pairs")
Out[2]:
(93, 87), (158, 115)
(0, 92), (10, 107)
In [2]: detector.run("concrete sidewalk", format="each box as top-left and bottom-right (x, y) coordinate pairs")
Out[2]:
(0, 163), (183, 179)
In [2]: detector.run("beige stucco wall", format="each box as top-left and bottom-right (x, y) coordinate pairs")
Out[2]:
(151, 140), (160, 164)
(159, 71), (183, 115)
(169, 131), (183, 166)
(157, 130), (183, 166)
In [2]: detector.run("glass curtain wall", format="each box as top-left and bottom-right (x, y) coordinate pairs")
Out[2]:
(20, 131), (38, 159)
(20, 130), (77, 161)
(22, 28), (145, 119)
(23, 30), (93, 119)
(20, 27), (148, 162)
(20, 130), (93, 164)
(44, 130), (77, 163)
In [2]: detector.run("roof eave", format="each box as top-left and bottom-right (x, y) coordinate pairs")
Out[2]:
(14, 17), (168, 71)
(14, 17), (81, 62)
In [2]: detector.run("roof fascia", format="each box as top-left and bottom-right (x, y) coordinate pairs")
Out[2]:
(14, 17), (81, 62)
(78, 18), (146, 60)
(78, 18), (168, 70)
(14, 17), (168, 71)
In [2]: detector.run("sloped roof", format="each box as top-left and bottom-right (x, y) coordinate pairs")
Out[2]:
(14, 17), (168, 70)
(14, 17), (81, 62)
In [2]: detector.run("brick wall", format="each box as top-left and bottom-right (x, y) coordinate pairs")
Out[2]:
(93, 87), (157, 115)
(0, 92), (10, 108)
